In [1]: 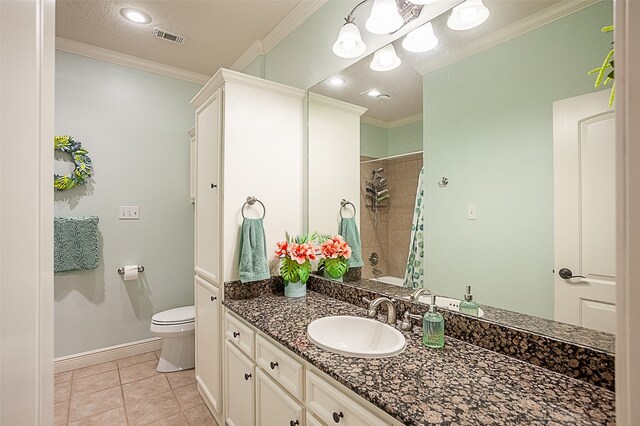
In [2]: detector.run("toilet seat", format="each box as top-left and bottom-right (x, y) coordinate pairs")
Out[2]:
(152, 306), (195, 326)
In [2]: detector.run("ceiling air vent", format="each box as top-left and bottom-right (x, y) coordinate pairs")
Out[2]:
(153, 28), (187, 45)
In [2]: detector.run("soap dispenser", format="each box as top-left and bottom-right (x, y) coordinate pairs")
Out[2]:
(459, 285), (479, 316)
(422, 295), (445, 348)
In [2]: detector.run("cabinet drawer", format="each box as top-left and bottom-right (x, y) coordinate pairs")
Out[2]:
(306, 412), (324, 426)
(306, 371), (389, 426)
(256, 370), (304, 426)
(225, 312), (255, 358)
(256, 335), (304, 400)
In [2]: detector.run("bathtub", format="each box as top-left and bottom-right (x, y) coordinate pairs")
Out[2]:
(373, 276), (405, 286)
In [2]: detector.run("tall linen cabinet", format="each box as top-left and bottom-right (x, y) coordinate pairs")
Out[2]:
(190, 69), (305, 424)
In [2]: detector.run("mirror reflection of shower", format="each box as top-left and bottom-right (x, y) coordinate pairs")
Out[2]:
(365, 168), (389, 226)
(360, 152), (424, 281)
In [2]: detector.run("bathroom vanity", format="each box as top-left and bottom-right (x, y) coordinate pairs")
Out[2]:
(221, 277), (615, 425)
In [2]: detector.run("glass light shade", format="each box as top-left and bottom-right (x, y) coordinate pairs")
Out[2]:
(370, 44), (401, 72)
(402, 22), (438, 53)
(447, 0), (490, 31)
(332, 22), (367, 58)
(365, 0), (404, 35)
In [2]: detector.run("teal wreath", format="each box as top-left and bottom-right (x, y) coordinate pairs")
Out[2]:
(54, 136), (93, 191)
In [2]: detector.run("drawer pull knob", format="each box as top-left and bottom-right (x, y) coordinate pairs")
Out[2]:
(233, 331), (240, 338)
(211, 183), (217, 189)
(289, 421), (299, 426)
(270, 361), (279, 370)
(210, 296), (217, 301)
(244, 373), (252, 380)
(332, 411), (344, 423)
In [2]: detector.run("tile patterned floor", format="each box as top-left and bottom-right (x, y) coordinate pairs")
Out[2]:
(54, 351), (218, 425)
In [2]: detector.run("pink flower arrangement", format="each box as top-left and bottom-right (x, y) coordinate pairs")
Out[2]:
(275, 235), (317, 285)
(319, 235), (351, 280)
(319, 235), (352, 260)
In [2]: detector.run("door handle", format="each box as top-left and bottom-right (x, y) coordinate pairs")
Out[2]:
(558, 268), (585, 280)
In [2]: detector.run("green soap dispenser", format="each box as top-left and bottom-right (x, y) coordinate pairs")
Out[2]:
(422, 295), (445, 348)
(459, 285), (479, 316)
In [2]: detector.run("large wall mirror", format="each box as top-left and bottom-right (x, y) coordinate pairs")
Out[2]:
(307, 0), (615, 351)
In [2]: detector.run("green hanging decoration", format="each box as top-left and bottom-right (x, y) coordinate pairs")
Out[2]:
(589, 25), (615, 107)
(54, 136), (93, 191)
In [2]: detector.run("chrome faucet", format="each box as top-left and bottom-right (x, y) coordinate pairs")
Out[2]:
(362, 297), (397, 324)
(410, 287), (432, 302)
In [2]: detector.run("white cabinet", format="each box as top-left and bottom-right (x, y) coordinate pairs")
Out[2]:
(194, 89), (222, 285)
(194, 276), (221, 420)
(225, 340), (256, 426)
(256, 369), (304, 426)
(188, 126), (196, 203)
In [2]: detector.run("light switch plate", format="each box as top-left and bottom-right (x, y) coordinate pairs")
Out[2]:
(119, 206), (140, 220)
(467, 205), (477, 220)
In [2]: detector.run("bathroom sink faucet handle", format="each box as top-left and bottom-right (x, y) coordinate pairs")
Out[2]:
(332, 411), (344, 423)
(410, 287), (432, 302)
(400, 310), (422, 331)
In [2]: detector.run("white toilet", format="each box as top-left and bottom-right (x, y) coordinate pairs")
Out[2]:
(150, 306), (195, 372)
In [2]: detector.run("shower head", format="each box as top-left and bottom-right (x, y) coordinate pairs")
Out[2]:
(372, 167), (384, 175)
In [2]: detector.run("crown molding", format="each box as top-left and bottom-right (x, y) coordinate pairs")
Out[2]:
(262, 0), (328, 54)
(191, 68), (305, 108)
(55, 37), (210, 84)
(417, 0), (601, 75)
(361, 116), (391, 129)
(388, 113), (423, 128)
(229, 40), (265, 72)
(231, 0), (328, 73)
(309, 93), (368, 116)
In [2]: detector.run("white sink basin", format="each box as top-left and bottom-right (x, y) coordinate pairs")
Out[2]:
(307, 316), (406, 358)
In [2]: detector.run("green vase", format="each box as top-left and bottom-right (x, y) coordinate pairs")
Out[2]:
(284, 281), (306, 297)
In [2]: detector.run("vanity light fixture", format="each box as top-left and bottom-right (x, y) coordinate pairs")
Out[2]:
(120, 7), (152, 24)
(365, 0), (404, 34)
(447, 0), (490, 31)
(328, 76), (346, 86)
(370, 44), (401, 72)
(332, 19), (367, 58)
(332, 0), (423, 59)
(402, 22), (438, 53)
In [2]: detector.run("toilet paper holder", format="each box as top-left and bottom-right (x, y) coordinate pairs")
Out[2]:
(117, 265), (145, 275)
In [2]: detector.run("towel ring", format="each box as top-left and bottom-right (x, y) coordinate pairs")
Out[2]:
(340, 199), (356, 219)
(241, 196), (266, 219)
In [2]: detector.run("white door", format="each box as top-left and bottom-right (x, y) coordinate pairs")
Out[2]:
(224, 341), (255, 426)
(553, 90), (616, 333)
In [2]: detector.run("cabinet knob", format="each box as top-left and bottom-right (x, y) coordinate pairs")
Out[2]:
(244, 373), (252, 381)
(289, 421), (299, 426)
(233, 331), (240, 338)
(210, 296), (217, 301)
(270, 361), (278, 370)
(332, 411), (344, 423)
(210, 183), (217, 189)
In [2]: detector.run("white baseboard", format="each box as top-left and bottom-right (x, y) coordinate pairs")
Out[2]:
(54, 337), (163, 374)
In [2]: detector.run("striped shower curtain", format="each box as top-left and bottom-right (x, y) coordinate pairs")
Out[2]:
(404, 167), (425, 289)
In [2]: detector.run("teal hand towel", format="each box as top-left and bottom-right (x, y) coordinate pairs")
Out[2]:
(338, 217), (364, 268)
(54, 216), (99, 273)
(238, 218), (270, 283)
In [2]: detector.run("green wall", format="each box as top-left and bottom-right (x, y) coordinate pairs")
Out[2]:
(54, 51), (201, 356)
(422, 1), (613, 318)
(361, 120), (423, 158)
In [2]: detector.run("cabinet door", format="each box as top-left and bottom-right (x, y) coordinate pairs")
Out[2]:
(195, 277), (221, 418)
(225, 340), (255, 426)
(256, 370), (304, 426)
(195, 89), (221, 284)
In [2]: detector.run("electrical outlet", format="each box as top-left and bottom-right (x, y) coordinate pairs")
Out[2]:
(119, 206), (140, 220)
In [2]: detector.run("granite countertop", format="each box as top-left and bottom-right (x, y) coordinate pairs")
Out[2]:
(223, 291), (615, 426)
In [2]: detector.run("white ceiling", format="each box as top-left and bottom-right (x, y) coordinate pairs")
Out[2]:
(311, 0), (564, 123)
(56, 0), (302, 76)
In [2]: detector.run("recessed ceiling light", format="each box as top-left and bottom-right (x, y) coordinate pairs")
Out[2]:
(120, 8), (152, 24)
(328, 77), (345, 86)
(365, 89), (382, 97)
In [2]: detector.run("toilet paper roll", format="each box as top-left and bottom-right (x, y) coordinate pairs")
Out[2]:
(123, 265), (139, 281)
